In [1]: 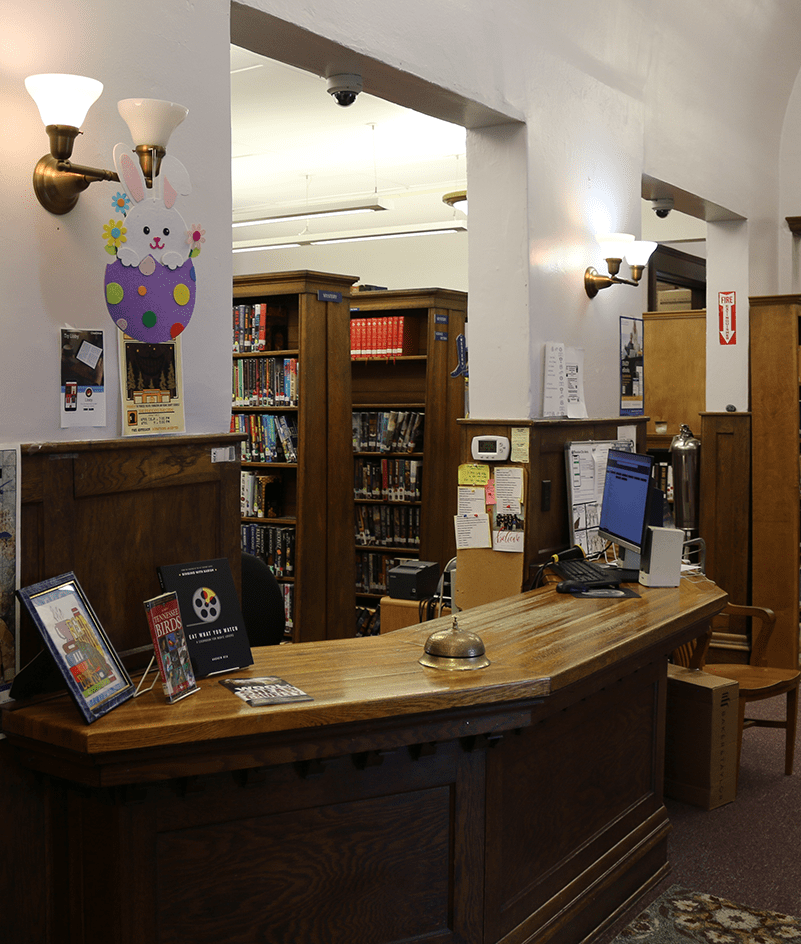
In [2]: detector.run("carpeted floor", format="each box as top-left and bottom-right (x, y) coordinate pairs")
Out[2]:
(608, 885), (801, 943)
(592, 699), (801, 943)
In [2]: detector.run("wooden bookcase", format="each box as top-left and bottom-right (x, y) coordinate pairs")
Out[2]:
(232, 270), (358, 642)
(749, 295), (801, 668)
(349, 288), (467, 602)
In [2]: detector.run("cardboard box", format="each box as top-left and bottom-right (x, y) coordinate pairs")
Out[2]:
(379, 596), (451, 633)
(657, 288), (693, 311)
(664, 664), (738, 809)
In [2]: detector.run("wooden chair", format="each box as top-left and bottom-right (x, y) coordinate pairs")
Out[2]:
(679, 603), (801, 788)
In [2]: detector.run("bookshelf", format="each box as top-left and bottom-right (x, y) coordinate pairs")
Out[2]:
(232, 270), (358, 642)
(748, 295), (800, 669)
(349, 288), (467, 602)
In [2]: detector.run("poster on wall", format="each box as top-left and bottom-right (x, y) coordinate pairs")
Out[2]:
(619, 317), (644, 415)
(60, 329), (106, 428)
(119, 333), (185, 436)
(0, 445), (20, 706)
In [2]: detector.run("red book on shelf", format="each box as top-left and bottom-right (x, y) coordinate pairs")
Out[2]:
(398, 316), (417, 355)
(350, 318), (358, 357)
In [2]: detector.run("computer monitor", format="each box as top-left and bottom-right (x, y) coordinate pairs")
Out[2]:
(597, 449), (656, 569)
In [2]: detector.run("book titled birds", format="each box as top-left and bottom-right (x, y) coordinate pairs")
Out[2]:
(143, 591), (200, 703)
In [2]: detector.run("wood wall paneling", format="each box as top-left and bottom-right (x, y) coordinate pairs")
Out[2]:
(19, 434), (243, 666)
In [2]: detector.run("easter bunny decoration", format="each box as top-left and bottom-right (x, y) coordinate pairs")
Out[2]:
(112, 143), (192, 270)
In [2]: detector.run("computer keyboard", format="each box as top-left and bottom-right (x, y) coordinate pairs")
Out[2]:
(552, 558), (638, 584)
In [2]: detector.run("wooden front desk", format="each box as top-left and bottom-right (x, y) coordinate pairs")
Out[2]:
(2, 576), (726, 944)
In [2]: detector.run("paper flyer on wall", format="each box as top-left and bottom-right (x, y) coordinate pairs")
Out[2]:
(60, 329), (106, 428)
(0, 445), (20, 709)
(119, 333), (185, 436)
(543, 342), (587, 417)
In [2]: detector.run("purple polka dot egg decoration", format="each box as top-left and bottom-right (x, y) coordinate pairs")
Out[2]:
(105, 254), (196, 343)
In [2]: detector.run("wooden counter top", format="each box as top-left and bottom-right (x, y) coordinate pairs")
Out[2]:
(3, 576), (726, 760)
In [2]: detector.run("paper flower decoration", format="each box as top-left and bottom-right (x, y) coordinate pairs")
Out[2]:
(186, 223), (205, 258)
(102, 219), (127, 255)
(112, 191), (132, 215)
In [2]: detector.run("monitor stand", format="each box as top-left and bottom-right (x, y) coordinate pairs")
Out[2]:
(615, 547), (641, 582)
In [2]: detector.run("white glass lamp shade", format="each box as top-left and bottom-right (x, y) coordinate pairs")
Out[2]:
(25, 74), (103, 128)
(625, 240), (658, 267)
(118, 98), (189, 148)
(596, 232), (635, 260)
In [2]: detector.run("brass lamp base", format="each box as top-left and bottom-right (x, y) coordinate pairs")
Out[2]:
(584, 266), (614, 298)
(32, 153), (90, 215)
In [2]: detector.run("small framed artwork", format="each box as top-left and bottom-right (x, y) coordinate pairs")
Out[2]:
(17, 572), (135, 723)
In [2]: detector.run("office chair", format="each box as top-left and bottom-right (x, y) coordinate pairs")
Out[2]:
(675, 603), (800, 788)
(240, 552), (286, 646)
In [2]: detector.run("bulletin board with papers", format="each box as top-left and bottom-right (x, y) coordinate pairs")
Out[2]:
(565, 439), (634, 556)
(453, 462), (526, 610)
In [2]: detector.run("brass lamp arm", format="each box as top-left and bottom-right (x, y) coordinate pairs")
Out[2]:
(584, 267), (639, 298)
(54, 160), (119, 184)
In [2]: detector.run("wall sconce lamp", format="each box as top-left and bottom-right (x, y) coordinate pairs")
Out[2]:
(25, 73), (188, 215)
(443, 190), (468, 215)
(584, 233), (657, 298)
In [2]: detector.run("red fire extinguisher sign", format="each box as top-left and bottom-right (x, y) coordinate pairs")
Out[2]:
(719, 291), (736, 345)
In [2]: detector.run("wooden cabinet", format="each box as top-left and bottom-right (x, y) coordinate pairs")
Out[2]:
(232, 271), (358, 642)
(749, 295), (800, 668)
(349, 288), (467, 601)
(642, 309), (706, 450)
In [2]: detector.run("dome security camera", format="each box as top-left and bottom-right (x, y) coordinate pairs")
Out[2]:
(327, 73), (363, 107)
(652, 197), (674, 218)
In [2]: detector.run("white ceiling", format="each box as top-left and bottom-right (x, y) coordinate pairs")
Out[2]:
(230, 45), (468, 249)
(230, 45), (708, 256)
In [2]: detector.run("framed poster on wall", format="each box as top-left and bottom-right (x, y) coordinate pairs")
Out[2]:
(620, 317), (643, 415)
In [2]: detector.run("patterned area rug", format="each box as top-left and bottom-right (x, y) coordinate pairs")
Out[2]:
(612, 886), (801, 943)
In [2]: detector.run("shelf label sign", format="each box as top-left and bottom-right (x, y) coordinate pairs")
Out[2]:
(317, 290), (342, 303)
(719, 291), (736, 345)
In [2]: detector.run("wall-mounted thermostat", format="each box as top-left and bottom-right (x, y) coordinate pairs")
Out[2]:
(471, 435), (510, 462)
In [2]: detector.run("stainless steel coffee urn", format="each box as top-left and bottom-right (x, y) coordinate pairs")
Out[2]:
(670, 424), (700, 539)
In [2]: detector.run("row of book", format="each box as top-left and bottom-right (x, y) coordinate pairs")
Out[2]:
(350, 315), (418, 359)
(653, 460), (675, 501)
(232, 412), (298, 463)
(355, 553), (416, 596)
(352, 410), (424, 454)
(241, 522), (296, 579)
(354, 458), (422, 502)
(233, 356), (298, 407)
(280, 583), (294, 633)
(241, 469), (283, 519)
(233, 303), (290, 353)
(356, 504), (421, 548)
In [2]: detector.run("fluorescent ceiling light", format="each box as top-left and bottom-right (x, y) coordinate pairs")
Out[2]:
(233, 201), (390, 228)
(233, 242), (302, 253)
(232, 221), (466, 253)
(311, 226), (465, 246)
